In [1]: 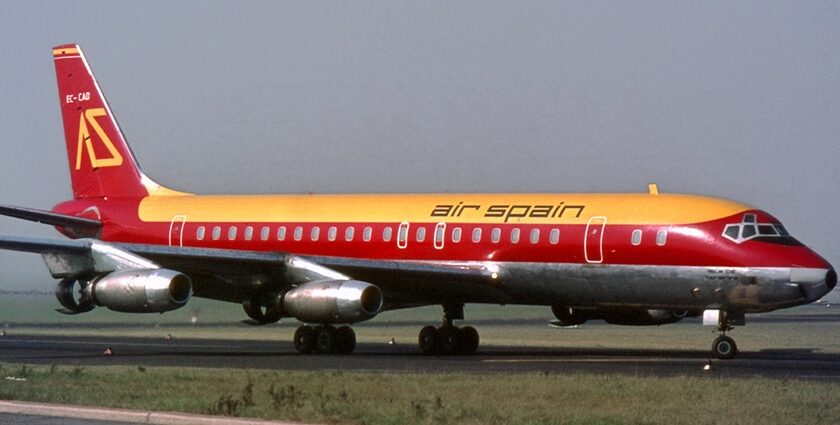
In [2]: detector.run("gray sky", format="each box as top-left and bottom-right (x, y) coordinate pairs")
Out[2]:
(0, 1), (838, 291)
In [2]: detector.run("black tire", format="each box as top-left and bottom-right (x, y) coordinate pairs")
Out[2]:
(315, 325), (338, 354)
(438, 326), (461, 356)
(336, 326), (356, 354)
(458, 326), (479, 355)
(418, 325), (440, 355)
(712, 335), (738, 360)
(293, 325), (315, 354)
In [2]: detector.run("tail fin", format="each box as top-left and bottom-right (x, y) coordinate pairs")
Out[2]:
(52, 44), (184, 199)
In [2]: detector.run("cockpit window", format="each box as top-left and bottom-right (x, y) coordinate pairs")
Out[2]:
(721, 213), (800, 245)
(741, 225), (757, 239)
(758, 225), (777, 236)
(724, 225), (739, 240)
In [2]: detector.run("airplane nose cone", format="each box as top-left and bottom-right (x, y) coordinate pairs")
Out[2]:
(790, 267), (836, 302)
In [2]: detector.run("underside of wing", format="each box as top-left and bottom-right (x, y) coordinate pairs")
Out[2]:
(0, 205), (101, 238)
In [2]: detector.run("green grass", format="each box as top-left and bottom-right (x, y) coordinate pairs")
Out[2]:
(0, 363), (838, 425)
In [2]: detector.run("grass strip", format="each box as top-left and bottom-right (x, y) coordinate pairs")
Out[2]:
(1, 362), (838, 425)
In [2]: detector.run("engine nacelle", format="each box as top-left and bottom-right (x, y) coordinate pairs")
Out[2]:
(602, 309), (687, 326)
(551, 305), (588, 326)
(283, 280), (383, 324)
(90, 269), (192, 313)
(551, 305), (687, 326)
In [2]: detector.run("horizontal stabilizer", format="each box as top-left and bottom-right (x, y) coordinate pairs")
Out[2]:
(0, 205), (101, 238)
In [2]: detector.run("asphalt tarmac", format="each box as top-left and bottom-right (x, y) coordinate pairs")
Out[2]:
(2, 332), (839, 381)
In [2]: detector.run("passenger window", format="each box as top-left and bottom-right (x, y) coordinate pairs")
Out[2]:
(294, 226), (303, 241)
(212, 226), (221, 240)
(416, 227), (426, 242)
(328, 226), (337, 241)
(491, 228), (501, 243)
(363, 226), (372, 242)
(631, 229), (642, 246)
(244, 226), (253, 241)
(434, 222), (445, 249)
(228, 226), (237, 240)
(472, 228), (482, 243)
(383, 227), (393, 242)
(510, 228), (520, 244)
(452, 227), (462, 243)
(345, 226), (355, 242)
(656, 229), (667, 246)
(397, 222), (409, 248)
(741, 225), (757, 239)
(530, 228), (540, 244)
(277, 226), (286, 241)
(310, 226), (320, 241)
(260, 226), (270, 241)
(196, 226), (205, 241)
(549, 228), (560, 245)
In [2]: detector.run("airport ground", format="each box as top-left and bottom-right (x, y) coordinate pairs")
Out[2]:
(1, 294), (840, 424)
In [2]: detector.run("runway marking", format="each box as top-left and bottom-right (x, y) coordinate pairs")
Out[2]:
(7, 338), (235, 350)
(482, 358), (707, 364)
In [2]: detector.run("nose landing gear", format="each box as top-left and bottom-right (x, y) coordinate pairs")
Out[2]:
(711, 311), (743, 359)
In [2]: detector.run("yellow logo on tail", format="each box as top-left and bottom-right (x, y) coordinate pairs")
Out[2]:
(75, 108), (123, 170)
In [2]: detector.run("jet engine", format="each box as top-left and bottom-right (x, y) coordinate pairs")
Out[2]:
(56, 269), (192, 313)
(550, 305), (588, 326)
(551, 305), (687, 326)
(283, 280), (383, 323)
(601, 309), (687, 326)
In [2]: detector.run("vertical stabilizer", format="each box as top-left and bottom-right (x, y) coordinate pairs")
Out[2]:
(53, 44), (153, 199)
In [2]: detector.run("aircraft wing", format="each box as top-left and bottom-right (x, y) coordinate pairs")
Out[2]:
(0, 205), (101, 238)
(0, 235), (508, 308)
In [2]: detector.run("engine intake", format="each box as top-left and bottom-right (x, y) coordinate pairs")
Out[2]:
(283, 280), (383, 324)
(91, 269), (192, 313)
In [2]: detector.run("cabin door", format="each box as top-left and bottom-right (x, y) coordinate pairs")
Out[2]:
(169, 215), (187, 247)
(584, 216), (607, 263)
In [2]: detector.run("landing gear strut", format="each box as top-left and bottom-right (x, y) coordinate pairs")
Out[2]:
(294, 325), (356, 354)
(417, 304), (479, 356)
(711, 311), (740, 360)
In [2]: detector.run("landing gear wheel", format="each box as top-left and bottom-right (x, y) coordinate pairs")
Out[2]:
(418, 325), (440, 355)
(336, 325), (356, 354)
(293, 325), (315, 354)
(438, 326), (461, 355)
(712, 335), (738, 360)
(458, 326), (479, 355)
(314, 325), (338, 354)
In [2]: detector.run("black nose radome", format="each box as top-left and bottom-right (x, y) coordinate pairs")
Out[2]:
(827, 269), (837, 291)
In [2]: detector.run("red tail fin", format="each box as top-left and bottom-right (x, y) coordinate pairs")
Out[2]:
(53, 44), (150, 199)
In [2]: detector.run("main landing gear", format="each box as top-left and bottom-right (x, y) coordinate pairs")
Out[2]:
(711, 311), (743, 360)
(417, 304), (480, 356)
(293, 325), (357, 354)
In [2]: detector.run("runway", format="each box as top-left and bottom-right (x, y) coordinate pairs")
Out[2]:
(2, 333), (839, 381)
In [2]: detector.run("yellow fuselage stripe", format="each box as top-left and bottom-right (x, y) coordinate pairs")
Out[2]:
(137, 193), (751, 225)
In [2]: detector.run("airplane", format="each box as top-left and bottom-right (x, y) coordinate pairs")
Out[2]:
(0, 44), (835, 359)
